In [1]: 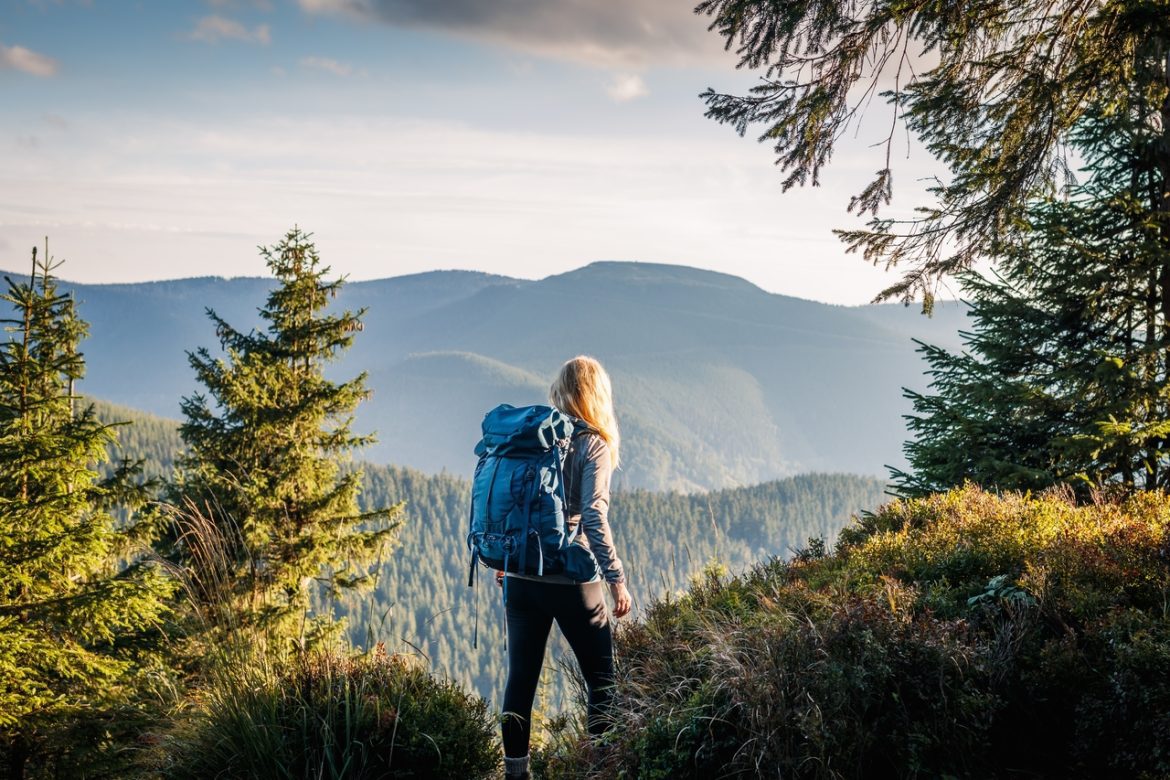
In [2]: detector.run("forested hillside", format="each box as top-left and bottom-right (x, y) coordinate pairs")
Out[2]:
(11, 262), (965, 490)
(344, 465), (887, 703)
(92, 400), (888, 704)
(89, 397), (183, 479)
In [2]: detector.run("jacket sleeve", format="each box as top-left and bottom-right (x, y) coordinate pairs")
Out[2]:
(578, 435), (625, 584)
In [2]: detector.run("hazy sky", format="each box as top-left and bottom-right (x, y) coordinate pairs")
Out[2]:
(1, 0), (945, 304)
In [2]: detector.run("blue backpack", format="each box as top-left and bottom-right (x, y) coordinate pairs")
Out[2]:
(466, 405), (600, 640)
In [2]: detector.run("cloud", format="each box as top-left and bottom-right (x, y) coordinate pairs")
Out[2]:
(0, 43), (59, 77)
(206, 0), (274, 9)
(0, 113), (919, 303)
(41, 113), (70, 130)
(606, 73), (649, 102)
(25, 0), (93, 7)
(190, 15), (271, 45)
(296, 0), (728, 69)
(300, 56), (355, 77)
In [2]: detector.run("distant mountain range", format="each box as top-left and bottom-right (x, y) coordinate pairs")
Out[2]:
(0, 261), (968, 490)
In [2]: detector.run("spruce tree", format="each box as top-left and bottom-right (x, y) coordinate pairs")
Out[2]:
(696, 0), (1170, 305)
(174, 227), (400, 646)
(894, 107), (1170, 496)
(0, 245), (172, 776)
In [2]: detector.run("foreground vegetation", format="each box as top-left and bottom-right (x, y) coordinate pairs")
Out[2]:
(538, 486), (1170, 779)
(0, 237), (497, 779)
(162, 641), (497, 780)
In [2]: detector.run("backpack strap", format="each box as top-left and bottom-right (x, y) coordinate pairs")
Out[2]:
(466, 475), (480, 588)
(564, 430), (596, 545)
(554, 439), (578, 547)
(470, 555), (479, 650)
(466, 451), (491, 650)
(467, 532), (479, 587)
(535, 489), (545, 577)
(515, 466), (535, 576)
(466, 451), (489, 579)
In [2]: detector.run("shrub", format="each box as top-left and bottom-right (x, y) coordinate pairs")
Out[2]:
(165, 644), (498, 779)
(580, 589), (993, 779)
(539, 486), (1170, 778)
(1062, 609), (1170, 777)
(840, 486), (1170, 622)
(0, 682), (176, 780)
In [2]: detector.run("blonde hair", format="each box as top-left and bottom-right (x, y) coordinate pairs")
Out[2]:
(550, 355), (621, 471)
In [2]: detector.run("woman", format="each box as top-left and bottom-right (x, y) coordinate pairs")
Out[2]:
(499, 355), (633, 780)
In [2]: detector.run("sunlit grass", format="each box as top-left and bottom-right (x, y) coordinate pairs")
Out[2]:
(537, 485), (1170, 779)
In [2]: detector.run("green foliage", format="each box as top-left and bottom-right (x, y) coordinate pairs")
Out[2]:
(172, 227), (402, 646)
(696, 0), (1170, 304)
(89, 402), (887, 708)
(540, 485), (1170, 778)
(895, 106), (1170, 497)
(0, 246), (173, 777)
(156, 483), (498, 779)
(165, 643), (498, 780)
(839, 486), (1170, 624)
(544, 575), (994, 778)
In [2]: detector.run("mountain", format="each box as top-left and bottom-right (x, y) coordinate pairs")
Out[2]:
(1, 261), (966, 490)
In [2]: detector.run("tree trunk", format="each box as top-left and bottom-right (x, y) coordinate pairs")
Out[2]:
(7, 735), (29, 780)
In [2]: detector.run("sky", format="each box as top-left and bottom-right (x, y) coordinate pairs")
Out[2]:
(0, 0), (947, 305)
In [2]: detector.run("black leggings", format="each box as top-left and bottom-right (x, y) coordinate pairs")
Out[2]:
(501, 577), (615, 758)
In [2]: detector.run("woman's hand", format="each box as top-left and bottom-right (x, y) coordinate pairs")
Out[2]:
(609, 581), (632, 619)
(495, 570), (505, 588)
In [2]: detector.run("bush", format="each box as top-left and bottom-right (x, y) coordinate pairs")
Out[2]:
(539, 486), (1170, 778)
(0, 695), (170, 780)
(838, 486), (1170, 623)
(165, 644), (498, 779)
(550, 586), (995, 779)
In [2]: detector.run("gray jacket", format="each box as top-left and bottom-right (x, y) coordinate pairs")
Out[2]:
(563, 426), (625, 584)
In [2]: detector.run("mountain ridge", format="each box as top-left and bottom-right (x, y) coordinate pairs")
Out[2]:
(0, 259), (968, 490)
(0, 259), (960, 309)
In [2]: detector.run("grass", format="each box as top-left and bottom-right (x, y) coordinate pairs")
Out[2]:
(151, 501), (501, 780)
(536, 485), (1170, 779)
(162, 641), (498, 780)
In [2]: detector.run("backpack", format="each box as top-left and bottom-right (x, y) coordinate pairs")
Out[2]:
(465, 405), (600, 643)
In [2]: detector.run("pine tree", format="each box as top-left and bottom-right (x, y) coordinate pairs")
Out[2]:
(174, 227), (400, 646)
(0, 244), (172, 776)
(696, 0), (1170, 305)
(894, 106), (1170, 496)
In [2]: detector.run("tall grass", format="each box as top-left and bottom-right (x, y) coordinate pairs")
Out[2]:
(164, 642), (498, 780)
(156, 501), (499, 780)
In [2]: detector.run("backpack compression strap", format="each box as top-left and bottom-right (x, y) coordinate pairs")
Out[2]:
(466, 451), (498, 650)
(555, 436), (585, 551)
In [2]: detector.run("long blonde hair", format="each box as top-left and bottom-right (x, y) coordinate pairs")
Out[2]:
(550, 355), (621, 471)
